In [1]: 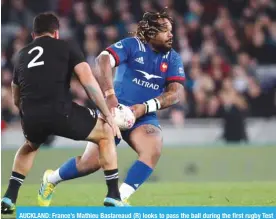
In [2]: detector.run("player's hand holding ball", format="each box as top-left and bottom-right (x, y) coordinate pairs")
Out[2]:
(130, 104), (146, 119)
(104, 114), (122, 139)
(106, 93), (119, 114)
(104, 89), (136, 130)
(114, 104), (136, 130)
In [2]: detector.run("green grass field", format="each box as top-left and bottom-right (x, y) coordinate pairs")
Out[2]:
(2, 182), (276, 207)
(1, 182), (276, 218)
(1, 146), (276, 218)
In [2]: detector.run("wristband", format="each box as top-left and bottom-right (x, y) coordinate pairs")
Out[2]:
(105, 89), (115, 97)
(143, 98), (161, 113)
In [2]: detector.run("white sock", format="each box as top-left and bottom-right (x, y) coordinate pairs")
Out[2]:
(47, 169), (63, 185)
(119, 183), (136, 200)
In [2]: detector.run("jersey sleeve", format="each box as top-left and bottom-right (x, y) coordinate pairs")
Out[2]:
(105, 38), (133, 67)
(166, 52), (186, 86)
(68, 41), (85, 70)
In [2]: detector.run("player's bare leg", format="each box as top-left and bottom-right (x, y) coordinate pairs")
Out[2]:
(71, 124), (162, 178)
(86, 119), (123, 205)
(39, 118), (127, 207)
(119, 124), (163, 201)
(1, 141), (40, 214)
(44, 124), (162, 203)
(75, 143), (101, 175)
(85, 119), (117, 171)
(46, 142), (101, 185)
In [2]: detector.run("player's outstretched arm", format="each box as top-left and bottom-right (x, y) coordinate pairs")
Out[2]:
(74, 62), (111, 116)
(11, 82), (20, 109)
(74, 62), (121, 137)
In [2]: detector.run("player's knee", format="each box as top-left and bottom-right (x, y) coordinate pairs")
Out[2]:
(101, 122), (114, 140)
(139, 142), (162, 165)
(88, 119), (113, 143)
(151, 145), (162, 161)
(25, 140), (40, 151)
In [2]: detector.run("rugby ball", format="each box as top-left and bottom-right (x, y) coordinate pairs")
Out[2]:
(114, 104), (136, 130)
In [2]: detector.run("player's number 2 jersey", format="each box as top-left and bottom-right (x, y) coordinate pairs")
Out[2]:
(13, 36), (85, 105)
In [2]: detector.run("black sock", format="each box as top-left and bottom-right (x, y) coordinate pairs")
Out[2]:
(4, 172), (25, 203)
(104, 169), (120, 200)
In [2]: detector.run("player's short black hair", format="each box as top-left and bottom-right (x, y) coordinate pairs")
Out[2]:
(33, 12), (59, 35)
(136, 7), (173, 43)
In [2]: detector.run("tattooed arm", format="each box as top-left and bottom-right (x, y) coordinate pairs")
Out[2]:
(74, 62), (111, 117)
(131, 82), (183, 119)
(95, 53), (119, 109)
(95, 53), (114, 94)
(156, 82), (182, 109)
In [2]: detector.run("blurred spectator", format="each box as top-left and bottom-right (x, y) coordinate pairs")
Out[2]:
(70, 1), (89, 50)
(2, 86), (19, 123)
(219, 78), (248, 143)
(59, 16), (73, 40)
(169, 86), (186, 127)
(26, 0), (54, 14)
(102, 26), (120, 48)
(84, 39), (100, 67)
(191, 67), (215, 117)
(185, 1), (203, 51)
(7, 0), (34, 29)
(207, 54), (231, 91)
(237, 52), (256, 77)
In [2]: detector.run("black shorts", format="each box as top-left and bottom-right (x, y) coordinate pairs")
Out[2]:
(20, 102), (98, 144)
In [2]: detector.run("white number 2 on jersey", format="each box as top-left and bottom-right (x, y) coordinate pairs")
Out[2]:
(28, 46), (44, 68)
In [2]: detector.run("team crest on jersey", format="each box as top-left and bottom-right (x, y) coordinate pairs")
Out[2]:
(114, 41), (123, 49)
(160, 62), (168, 73)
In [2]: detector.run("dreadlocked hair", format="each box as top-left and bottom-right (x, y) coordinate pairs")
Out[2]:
(135, 7), (173, 43)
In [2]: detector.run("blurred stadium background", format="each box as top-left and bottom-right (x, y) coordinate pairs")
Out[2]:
(1, 0), (276, 205)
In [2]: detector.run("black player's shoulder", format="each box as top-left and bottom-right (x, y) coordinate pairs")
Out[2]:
(37, 37), (72, 49)
(56, 38), (81, 50)
(17, 42), (34, 56)
(44, 37), (70, 48)
(54, 38), (70, 46)
(12, 43), (34, 65)
(21, 37), (68, 51)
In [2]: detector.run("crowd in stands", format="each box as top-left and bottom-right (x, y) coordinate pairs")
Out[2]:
(2, 0), (276, 130)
